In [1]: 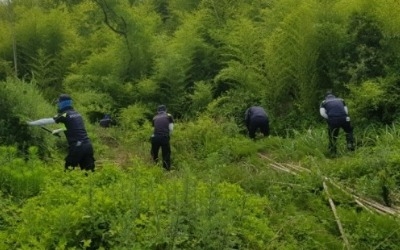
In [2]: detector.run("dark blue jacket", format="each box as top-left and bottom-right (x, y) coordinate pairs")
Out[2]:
(152, 112), (174, 136)
(320, 94), (348, 118)
(54, 108), (90, 146)
(245, 106), (268, 125)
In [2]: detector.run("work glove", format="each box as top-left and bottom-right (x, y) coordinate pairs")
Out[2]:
(168, 123), (174, 135)
(52, 128), (64, 135)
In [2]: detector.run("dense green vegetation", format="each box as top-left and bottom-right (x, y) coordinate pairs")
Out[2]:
(1, 0), (400, 249)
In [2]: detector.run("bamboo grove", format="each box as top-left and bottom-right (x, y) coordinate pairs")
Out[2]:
(0, 0), (399, 129)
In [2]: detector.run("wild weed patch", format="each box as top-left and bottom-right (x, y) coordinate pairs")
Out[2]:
(0, 146), (46, 199)
(2, 164), (274, 249)
(2, 118), (400, 249)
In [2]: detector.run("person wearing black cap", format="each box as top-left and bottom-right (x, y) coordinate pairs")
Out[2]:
(151, 105), (174, 170)
(244, 106), (270, 139)
(27, 94), (95, 172)
(320, 90), (355, 154)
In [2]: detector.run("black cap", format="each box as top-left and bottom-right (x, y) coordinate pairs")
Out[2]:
(157, 105), (167, 112)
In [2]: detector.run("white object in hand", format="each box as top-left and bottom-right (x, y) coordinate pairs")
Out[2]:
(27, 118), (55, 126)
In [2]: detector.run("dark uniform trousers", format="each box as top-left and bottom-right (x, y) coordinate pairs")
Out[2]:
(248, 116), (270, 139)
(65, 141), (95, 171)
(327, 117), (354, 153)
(151, 135), (171, 170)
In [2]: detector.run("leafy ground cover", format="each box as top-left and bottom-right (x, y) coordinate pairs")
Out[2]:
(1, 117), (400, 249)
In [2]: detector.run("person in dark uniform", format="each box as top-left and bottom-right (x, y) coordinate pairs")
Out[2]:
(99, 114), (112, 128)
(244, 106), (270, 139)
(320, 90), (355, 154)
(27, 94), (95, 172)
(151, 105), (174, 170)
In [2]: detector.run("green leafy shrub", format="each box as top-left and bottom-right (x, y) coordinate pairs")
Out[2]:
(188, 80), (213, 116)
(342, 210), (400, 249)
(206, 90), (264, 134)
(3, 165), (274, 249)
(0, 79), (56, 157)
(172, 115), (246, 169)
(118, 103), (153, 132)
(63, 74), (119, 120)
(0, 146), (46, 199)
(0, 191), (19, 246)
(348, 77), (400, 127)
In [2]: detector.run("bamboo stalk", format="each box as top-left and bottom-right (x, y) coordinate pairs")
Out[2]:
(258, 153), (400, 216)
(283, 163), (301, 172)
(354, 199), (373, 213)
(357, 198), (396, 215)
(323, 181), (351, 250)
(265, 181), (306, 188)
(327, 178), (399, 216)
(327, 179), (390, 214)
(258, 153), (308, 174)
(269, 163), (298, 175)
(286, 163), (311, 173)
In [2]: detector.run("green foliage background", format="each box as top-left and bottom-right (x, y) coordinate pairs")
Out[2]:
(1, 0), (400, 249)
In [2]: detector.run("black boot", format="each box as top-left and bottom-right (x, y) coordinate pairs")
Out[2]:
(346, 134), (355, 151)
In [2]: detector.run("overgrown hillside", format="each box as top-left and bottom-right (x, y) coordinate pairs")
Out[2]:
(1, 0), (400, 249)
(1, 89), (400, 248)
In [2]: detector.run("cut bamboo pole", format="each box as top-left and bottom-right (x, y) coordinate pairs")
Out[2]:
(258, 153), (400, 216)
(323, 181), (351, 250)
(326, 178), (400, 216)
(354, 199), (373, 213)
(269, 163), (297, 175)
(286, 163), (311, 173)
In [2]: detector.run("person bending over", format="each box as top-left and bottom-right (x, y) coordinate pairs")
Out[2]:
(244, 106), (270, 139)
(320, 90), (355, 154)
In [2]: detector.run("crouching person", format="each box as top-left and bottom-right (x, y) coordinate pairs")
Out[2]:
(245, 106), (270, 140)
